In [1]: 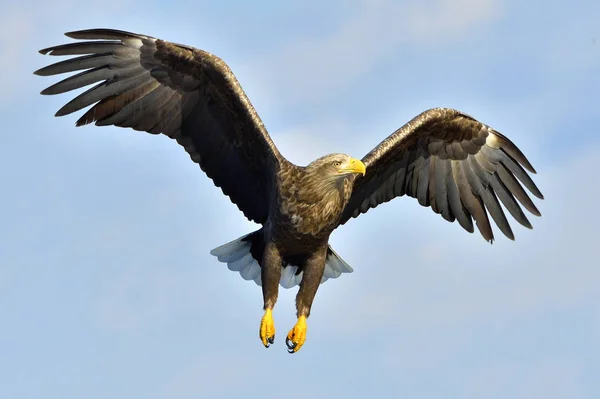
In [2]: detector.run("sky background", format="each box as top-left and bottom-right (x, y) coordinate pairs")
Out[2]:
(1, 0), (599, 398)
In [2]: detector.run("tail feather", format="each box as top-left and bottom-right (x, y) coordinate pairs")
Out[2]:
(210, 230), (354, 289)
(210, 234), (262, 286)
(322, 246), (353, 282)
(280, 266), (302, 289)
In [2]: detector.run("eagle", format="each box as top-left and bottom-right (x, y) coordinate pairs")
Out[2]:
(35, 29), (543, 353)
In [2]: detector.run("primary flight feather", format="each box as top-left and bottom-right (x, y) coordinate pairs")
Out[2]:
(36, 28), (543, 353)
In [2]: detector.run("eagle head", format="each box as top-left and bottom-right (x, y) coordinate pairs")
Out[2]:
(306, 153), (366, 180)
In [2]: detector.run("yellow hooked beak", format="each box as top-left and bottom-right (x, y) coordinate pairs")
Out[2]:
(340, 157), (366, 176)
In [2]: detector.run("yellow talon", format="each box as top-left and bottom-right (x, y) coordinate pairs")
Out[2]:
(259, 308), (276, 348)
(286, 315), (307, 353)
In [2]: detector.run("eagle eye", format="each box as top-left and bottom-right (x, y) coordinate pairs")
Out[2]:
(333, 161), (342, 167)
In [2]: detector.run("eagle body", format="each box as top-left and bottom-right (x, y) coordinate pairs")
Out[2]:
(275, 158), (356, 241)
(36, 29), (544, 353)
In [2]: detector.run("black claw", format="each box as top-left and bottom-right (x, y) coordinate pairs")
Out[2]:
(262, 334), (275, 348)
(285, 336), (297, 353)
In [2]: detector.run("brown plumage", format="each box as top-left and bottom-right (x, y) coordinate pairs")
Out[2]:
(35, 29), (544, 353)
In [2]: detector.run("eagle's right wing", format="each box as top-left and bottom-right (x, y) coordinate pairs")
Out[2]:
(36, 29), (286, 224)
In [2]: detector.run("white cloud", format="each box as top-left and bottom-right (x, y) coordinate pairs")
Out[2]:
(250, 0), (503, 107)
(0, 7), (36, 108)
(1, 0), (149, 109)
(404, 0), (501, 42)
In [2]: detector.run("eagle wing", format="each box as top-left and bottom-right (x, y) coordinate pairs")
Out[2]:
(35, 29), (285, 224)
(338, 108), (544, 242)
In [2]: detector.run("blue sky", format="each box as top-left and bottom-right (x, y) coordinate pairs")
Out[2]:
(1, 0), (599, 398)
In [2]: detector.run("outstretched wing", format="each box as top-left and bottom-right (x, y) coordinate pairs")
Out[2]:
(338, 108), (544, 242)
(35, 29), (285, 224)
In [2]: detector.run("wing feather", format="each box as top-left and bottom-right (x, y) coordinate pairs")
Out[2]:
(497, 163), (541, 216)
(428, 157), (438, 213)
(448, 162), (474, 233)
(392, 151), (410, 197)
(416, 151), (431, 207)
(433, 158), (454, 222)
(95, 84), (170, 127)
(489, 174), (532, 229)
(57, 70), (153, 116)
(454, 161), (494, 241)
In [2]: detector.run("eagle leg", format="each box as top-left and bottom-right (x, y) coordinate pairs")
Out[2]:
(286, 247), (327, 353)
(259, 241), (281, 348)
(259, 308), (276, 347)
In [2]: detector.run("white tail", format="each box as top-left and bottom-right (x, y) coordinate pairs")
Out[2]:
(210, 232), (353, 289)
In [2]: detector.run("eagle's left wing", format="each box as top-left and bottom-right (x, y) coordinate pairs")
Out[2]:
(338, 108), (544, 242)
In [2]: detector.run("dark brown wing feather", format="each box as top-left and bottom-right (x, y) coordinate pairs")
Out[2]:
(338, 108), (544, 242)
(35, 28), (286, 224)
